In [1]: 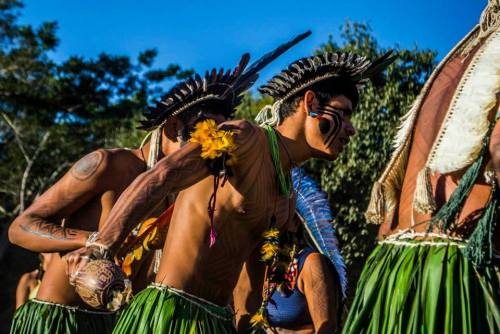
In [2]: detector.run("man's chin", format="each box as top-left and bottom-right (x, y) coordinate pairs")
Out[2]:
(311, 148), (339, 161)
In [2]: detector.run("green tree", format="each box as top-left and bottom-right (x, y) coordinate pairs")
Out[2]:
(0, 0), (191, 223)
(0, 1), (191, 328)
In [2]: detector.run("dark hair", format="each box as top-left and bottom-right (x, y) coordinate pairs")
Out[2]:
(177, 100), (233, 125)
(279, 77), (359, 121)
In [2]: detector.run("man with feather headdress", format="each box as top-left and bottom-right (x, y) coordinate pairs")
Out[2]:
(344, 2), (500, 333)
(230, 50), (395, 333)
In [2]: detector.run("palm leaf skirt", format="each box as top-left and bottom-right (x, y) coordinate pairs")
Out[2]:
(343, 239), (500, 334)
(10, 299), (116, 334)
(113, 283), (237, 334)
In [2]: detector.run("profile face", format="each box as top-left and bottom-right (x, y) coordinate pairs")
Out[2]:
(304, 94), (356, 160)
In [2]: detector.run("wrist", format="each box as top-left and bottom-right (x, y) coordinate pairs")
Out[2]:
(85, 232), (111, 260)
(77, 231), (92, 248)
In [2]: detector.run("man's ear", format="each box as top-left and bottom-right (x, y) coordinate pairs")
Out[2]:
(163, 118), (178, 142)
(302, 90), (317, 115)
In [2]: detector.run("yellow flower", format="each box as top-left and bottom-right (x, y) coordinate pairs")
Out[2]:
(189, 119), (238, 164)
(250, 309), (270, 328)
(262, 228), (279, 239)
(190, 119), (218, 144)
(122, 254), (134, 277)
(261, 243), (279, 262)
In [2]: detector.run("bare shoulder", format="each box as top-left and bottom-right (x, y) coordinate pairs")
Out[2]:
(302, 252), (336, 279)
(70, 149), (111, 181)
(219, 120), (264, 158)
(18, 271), (37, 285)
(303, 252), (326, 267)
(219, 119), (260, 139)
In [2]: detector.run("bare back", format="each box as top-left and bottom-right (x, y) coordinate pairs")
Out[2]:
(156, 123), (294, 306)
(31, 149), (160, 307)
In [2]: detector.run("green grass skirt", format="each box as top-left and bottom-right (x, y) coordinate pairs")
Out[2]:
(10, 299), (116, 334)
(342, 239), (500, 334)
(113, 283), (237, 334)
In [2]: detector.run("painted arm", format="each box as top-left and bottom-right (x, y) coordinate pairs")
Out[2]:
(8, 151), (109, 252)
(64, 119), (257, 275)
(91, 142), (210, 254)
(300, 253), (340, 334)
(89, 119), (257, 254)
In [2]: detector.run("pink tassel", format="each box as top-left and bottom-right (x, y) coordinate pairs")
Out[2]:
(208, 176), (219, 247)
(209, 225), (217, 247)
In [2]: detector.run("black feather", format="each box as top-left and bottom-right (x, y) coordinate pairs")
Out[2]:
(232, 30), (312, 95)
(139, 32), (311, 130)
(259, 49), (396, 100)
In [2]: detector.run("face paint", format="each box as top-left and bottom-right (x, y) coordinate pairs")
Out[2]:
(317, 116), (331, 134)
(316, 106), (344, 148)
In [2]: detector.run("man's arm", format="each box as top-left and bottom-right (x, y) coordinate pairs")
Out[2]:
(90, 119), (258, 253)
(89, 142), (210, 254)
(8, 150), (110, 252)
(300, 253), (340, 334)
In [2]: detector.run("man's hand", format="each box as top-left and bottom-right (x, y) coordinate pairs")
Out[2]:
(63, 245), (108, 285)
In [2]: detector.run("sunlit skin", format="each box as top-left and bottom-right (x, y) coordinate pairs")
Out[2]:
(15, 253), (53, 309)
(8, 118), (189, 308)
(64, 89), (355, 333)
(377, 43), (500, 249)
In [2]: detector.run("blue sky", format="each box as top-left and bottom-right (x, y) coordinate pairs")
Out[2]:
(20, 0), (486, 86)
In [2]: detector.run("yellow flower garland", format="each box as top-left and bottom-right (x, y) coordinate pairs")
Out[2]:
(189, 119), (237, 165)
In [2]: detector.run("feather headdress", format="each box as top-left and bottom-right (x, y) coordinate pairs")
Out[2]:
(256, 51), (395, 126)
(292, 167), (347, 299)
(139, 31), (312, 131)
(259, 50), (395, 99)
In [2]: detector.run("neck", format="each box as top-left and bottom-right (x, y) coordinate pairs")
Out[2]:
(131, 134), (177, 166)
(275, 121), (312, 167)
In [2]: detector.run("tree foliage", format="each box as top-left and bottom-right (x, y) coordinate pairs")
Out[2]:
(0, 0), (191, 223)
(0, 2), (191, 327)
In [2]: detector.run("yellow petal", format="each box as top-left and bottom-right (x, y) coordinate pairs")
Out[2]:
(262, 228), (279, 238)
(122, 263), (132, 277)
(138, 217), (157, 235)
(133, 246), (143, 260)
